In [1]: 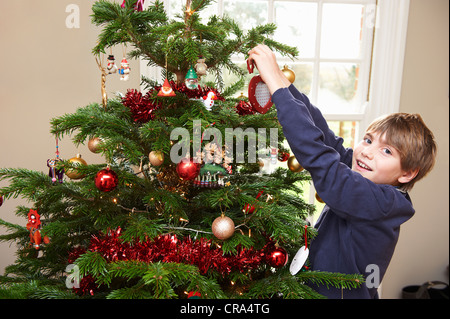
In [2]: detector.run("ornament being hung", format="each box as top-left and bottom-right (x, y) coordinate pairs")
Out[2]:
(185, 67), (199, 90)
(106, 55), (118, 74)
(157, 78), (176, 97)
(202, 91), (218, 111)
(95, 167), (119, 192)
(118, 58), (130, 81)
(26, 209), (50, 250)
(0, 194), (3, 207)
(65, 154), (88, 180)
(212, 214), (235, 240)
(247, 59), (273, 114)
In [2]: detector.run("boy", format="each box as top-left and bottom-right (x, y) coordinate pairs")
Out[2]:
(248, 45), (437, 298)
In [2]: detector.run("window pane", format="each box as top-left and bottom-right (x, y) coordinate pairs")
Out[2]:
(289, 63), (313, 96)
(320, 4), (364, 59)
(318, 62), (360, 113)
(327, 121), (359, 149)
(274, 2), (317, 58)
(223, 0), (268, 31)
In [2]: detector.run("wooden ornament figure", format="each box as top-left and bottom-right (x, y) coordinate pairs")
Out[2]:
(95, 54), (109, 110)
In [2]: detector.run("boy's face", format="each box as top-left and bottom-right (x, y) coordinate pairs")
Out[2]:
(352, 131), (416, 187)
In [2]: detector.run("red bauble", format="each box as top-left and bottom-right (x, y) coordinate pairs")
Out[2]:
(176, 158), (200, 180)
(0, 195), (3, 207)
(266, 246), (288, 268)
(95, 168), (119, 192)
(242, 203), (256, 214)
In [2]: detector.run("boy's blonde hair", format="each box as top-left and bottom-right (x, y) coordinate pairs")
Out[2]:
(366, 113), (437, 191)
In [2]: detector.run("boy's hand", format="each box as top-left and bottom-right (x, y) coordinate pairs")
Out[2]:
(248, 44), (290, 94)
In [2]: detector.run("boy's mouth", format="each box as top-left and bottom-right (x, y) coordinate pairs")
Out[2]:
(356, 160), (372, 171)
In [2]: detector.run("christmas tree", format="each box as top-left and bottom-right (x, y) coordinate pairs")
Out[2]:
(0, 0), (363, 299)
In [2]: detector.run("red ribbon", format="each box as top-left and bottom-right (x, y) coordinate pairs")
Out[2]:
(304, 225), (308, 250)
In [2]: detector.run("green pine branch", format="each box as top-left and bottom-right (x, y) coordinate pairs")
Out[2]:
(91, 0), (298, 83)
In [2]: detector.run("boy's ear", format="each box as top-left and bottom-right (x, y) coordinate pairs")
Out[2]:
(398, 168), (419, 184)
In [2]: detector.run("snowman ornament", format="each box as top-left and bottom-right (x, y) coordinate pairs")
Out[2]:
(119, 58), (130, 81)
(107, 55), (118, 74)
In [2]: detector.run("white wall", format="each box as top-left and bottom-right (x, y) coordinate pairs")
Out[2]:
(0, 0), (141, 273)
(381, 0), (449, 298)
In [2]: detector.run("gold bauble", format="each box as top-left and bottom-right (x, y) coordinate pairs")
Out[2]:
(282, 65), (296, 83)
(212, 215), (235, 240)
(88, 137), (103, 153)
(65, 154), (88, 179)
(287, 156), (304, 173)
(149, 151), (164, 166)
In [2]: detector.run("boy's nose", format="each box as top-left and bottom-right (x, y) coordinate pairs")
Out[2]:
(361, 147), (374, 160)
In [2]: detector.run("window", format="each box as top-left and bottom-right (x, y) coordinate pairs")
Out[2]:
(141, 0), (411, 218)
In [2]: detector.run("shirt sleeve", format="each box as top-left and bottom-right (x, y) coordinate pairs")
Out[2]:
(272, 87), (409, 221)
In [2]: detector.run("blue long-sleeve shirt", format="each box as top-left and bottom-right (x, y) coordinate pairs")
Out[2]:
(272, 85), (415, 299)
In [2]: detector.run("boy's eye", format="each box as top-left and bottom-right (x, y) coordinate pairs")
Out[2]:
(383, 148), (392, 155)
(364, 137), (372, 144)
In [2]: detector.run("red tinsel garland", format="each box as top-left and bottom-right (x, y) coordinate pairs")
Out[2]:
(121, 89), (158, 123)
(235, 99), (256, 116)
(122, 82), (225, 123)
(68, 228), (266, 296)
